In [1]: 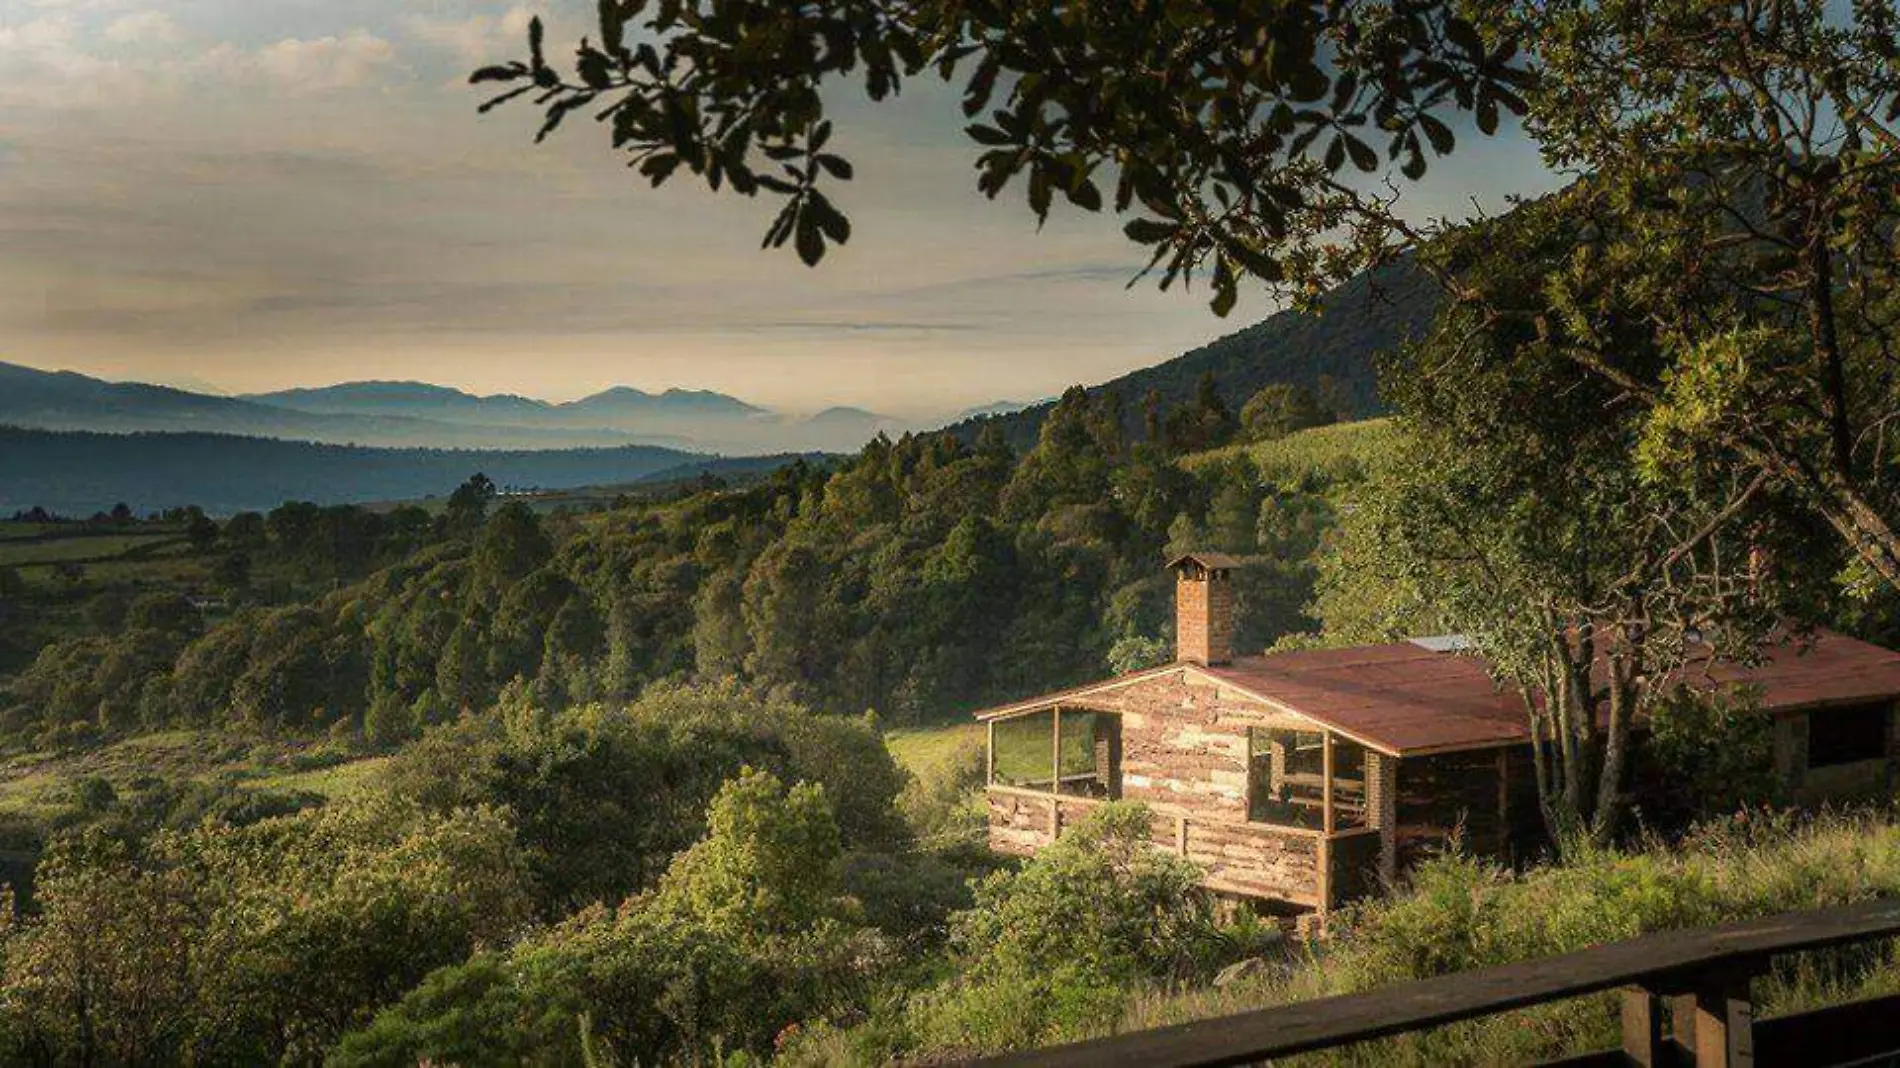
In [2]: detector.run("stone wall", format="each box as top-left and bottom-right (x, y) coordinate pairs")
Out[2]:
(986, 668), (1337, 905)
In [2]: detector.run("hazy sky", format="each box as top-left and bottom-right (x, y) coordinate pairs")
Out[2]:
(0, 1), (1562, 418)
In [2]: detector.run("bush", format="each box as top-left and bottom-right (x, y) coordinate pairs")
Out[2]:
(379, 680), (911, 915)
(903, 803), (1230, 1057)
(1641, 690), (1778, 826)
(0, 797), (532, 1065)
(335, 768), (893, 1066)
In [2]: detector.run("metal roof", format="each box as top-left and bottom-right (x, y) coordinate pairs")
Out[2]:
(972, 630), (1900, 756)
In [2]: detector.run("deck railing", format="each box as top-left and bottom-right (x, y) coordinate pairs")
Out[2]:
(956, 896), (1900, 1068)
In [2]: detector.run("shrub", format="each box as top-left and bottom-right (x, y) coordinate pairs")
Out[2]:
(904, 803), (1230, 1056)
(334, 768), (892, 1066)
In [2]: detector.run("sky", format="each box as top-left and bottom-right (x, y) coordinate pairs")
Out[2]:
(0, 1), (1563, 419)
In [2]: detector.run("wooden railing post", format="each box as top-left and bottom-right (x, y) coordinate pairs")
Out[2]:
(1689, 970), (1756, 1067)
(1620, 988), (1666, 1067)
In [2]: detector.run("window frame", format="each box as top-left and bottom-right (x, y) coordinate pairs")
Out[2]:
(1246, 723), (1369, 834)
(985, 704), (1122, 800)
(1807, 701), (1892, 769)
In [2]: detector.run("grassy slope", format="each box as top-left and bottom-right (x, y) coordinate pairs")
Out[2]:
(1176, 417), (1398, 481)
(885, 724), (984, 779)
(0, 731), (389, 826)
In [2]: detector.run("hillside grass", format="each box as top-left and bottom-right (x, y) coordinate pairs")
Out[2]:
(1178, 418), (1398, 483)
(885, 723), (984, 779)
(0, 531), (188, 567)
(0, 730), (389, 827)
(885, 808), (1900, 1066)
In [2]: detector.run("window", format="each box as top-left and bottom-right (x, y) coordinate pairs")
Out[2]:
(1248, 727), (1367, 830)
(1057, 711), (1121, 799)
(993, 710), (1056, 791)
(989, 708), (1122, 798)
(1808, 703), (1891, 768)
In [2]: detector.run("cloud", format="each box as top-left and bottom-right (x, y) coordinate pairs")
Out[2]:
(249, 31), (399, 92)
(402, 7), (534, 65)
(103, 10), (180, 46)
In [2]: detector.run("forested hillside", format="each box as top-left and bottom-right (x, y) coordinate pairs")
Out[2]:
(0, 395), (1387, 750)
(944, 261), (1436, 450)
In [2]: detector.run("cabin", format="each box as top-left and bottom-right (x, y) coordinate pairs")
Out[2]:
(977, 553), (1900, 917)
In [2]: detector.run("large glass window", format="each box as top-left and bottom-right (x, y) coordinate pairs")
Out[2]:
(990, 708), (1122, 798)
(1057, 711), (1121, 799)
(1248, 727), (1367, 830)
(1809, 703), (1891, 768)
(993, 710), (1056, 790)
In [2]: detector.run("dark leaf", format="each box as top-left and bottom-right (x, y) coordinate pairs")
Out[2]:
(1124, 218), (1178, 244)
(795, 215), (825, 266)
(470, 65), (526, 84)
(1211, 256), (1238, 317)
(478, 85), (533, 114)
(1345, 134), (1377, 172)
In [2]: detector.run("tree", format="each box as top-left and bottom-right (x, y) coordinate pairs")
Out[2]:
(445, 473), (497, 538)
(477, 3), (1531, 315)
(1240, 382), (1334, 441)
(211, 551), (251, 593)
(221, 511), (267, 551)
(184, 507), (219, 553)
(1317, 204), (1784, 846)
(1437, 0), (1900, 600)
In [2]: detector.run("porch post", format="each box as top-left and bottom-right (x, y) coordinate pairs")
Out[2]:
(1051, 706), (1062, 797)
(985, 721), (995, 785)
(1322, 732), (1336, 836)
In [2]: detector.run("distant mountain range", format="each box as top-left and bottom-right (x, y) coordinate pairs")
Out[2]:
(0, 363), (911, 454)
(0, 426), (820, 516)
(0, 244), (1440, 461)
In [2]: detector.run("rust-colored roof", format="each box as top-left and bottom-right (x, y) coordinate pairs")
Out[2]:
(1212, 629), (1900, 754)
(1208, 643), (1525, 755)
(974, 629), (1900, 756)
(1677, 631), (1900, 712)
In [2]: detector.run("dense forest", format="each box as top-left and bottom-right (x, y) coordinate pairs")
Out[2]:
(0, 378), (1353, 750)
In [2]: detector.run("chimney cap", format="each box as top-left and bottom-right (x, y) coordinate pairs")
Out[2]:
(1167, 551), (1242, 575)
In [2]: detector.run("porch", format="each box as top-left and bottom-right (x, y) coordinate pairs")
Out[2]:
(983, 700), (1390, 912)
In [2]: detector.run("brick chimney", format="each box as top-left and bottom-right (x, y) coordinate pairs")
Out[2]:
(1168, 552), (1238, 666)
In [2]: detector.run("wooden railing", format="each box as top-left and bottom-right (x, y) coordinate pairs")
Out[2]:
(958, 897), (1900, 1068)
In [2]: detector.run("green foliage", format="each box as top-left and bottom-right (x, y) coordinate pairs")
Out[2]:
(1641, 690), (1779, 825)
(1239, 382), (1335, 443)
(903, 803), (1230, 1056)
(380, 681), (908, 914)
(0, 796), (532, 1065)
(335, 769), (890, 1067)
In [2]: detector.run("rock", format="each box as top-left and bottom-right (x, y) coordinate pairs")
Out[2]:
(1214, 956), (1271, 988)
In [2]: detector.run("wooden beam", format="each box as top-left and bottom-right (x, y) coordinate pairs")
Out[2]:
(986, 721), (996, 786)
(1051, 707), (1063, 798)
(1322, 732), (1336, 837)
